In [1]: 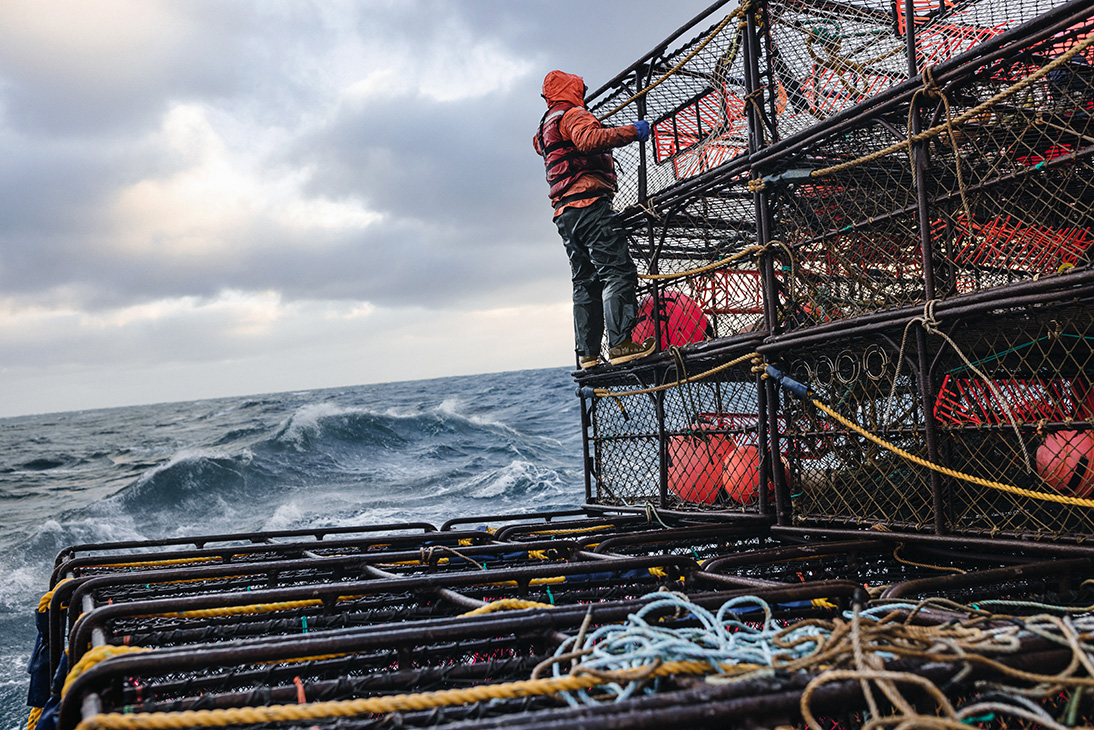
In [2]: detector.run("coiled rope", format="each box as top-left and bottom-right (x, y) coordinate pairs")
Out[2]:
(549, 592), (826, 706)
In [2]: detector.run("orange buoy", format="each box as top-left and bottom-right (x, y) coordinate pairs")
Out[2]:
(667, 433), (734, 504)
(1036, 430), (1094, 498)
(633, 292), (709, 348)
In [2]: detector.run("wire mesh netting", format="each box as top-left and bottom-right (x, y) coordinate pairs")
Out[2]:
(778, 333), (937, 531)
(769, 299), (1094, 537)
(575, 0), (1094, 539)
(769, 11), (1094, 328)
(586, 348), (769, 512)
(934, 301), (1094, 536)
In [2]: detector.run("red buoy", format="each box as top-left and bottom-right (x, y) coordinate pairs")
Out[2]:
(667, 433), (734, 504)
(1036, 430), (1094, 498)
(633, 292), (709, 348)
(722, 444), (760, 504)
(722, 446), (790, 505)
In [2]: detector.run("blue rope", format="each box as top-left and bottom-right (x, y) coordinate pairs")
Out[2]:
(551, 592), (832, 706)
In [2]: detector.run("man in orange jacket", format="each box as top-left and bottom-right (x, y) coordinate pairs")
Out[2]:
(533, 70), (654, 369)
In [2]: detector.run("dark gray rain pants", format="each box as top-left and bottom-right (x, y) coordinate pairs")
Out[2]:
(553, 198), (638, 358)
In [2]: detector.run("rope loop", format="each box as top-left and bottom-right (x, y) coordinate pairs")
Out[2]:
(63, 645), (149, 698)
(920, 64), (942, 98)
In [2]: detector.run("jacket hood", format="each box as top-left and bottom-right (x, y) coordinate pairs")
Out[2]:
(542, 70), (586, 108)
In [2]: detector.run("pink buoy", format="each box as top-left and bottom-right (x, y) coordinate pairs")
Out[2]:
(1036, 430), (1094, 498)
(667, 433), (734, 504)
(632, 292), (709, 348)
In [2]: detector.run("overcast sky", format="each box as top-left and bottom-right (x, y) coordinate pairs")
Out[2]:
(0, 0), (716, 418)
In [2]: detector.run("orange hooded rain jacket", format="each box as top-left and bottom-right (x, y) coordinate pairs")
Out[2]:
(533, 70), (638, 216)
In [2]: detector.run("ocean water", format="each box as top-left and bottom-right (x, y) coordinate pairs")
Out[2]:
(0, 367), (585, 729)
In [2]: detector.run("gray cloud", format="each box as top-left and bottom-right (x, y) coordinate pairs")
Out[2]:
(0, 0), (713, 416)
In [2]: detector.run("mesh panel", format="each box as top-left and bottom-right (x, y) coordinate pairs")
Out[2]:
(588, 351), (767, 513)
(780, 334), (936, 531)
(936, 302), (1094, 537)
(770, 300), (1094, 538)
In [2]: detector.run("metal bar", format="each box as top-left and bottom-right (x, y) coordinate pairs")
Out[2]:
(587, 0), (737, 102)
(581, 388), (595, 504)
(48, 539), (581, 678)
(50, 528), (492, 588)
(757, 273), (1094, 353)
(702, 539), (886, 571)
(583, 503), (774, 523)
(591, 523), (770, 554)
(772, 525), (1094, 556)
(881, 557), (1094, 599)
(493, 515), (651, 542)
(440, 509), (590, 531)
(50, 521), (438, 573)
(64, 554), (703, 661)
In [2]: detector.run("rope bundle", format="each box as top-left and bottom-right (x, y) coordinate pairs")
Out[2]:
(548, 593), (1094, 728)
(548, 593), (829, 706)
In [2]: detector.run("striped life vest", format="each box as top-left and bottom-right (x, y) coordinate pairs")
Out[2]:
(537, 103), (617, 210)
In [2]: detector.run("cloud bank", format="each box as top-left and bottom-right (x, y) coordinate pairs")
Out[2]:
(0, 0), (708, 417)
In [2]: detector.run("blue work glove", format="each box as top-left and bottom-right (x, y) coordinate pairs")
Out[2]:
(632, 120), (650, 142)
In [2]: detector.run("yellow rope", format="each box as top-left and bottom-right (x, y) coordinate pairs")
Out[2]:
(811, 30), (1094, 179)
(527, 524), (615, 536)
(598, 5), (746, 122)
(892, 544), (966, 575)
(73, 660), (716, 730)
(38, 577), (72, 612)
(812, 398), (1094, 509)
(156, 598), (328, 619)
(62, 645), (149, 697)
(637, 245), (764, 281)
(459, 598), (554, 617)
(594, 351), (760, 399)
(26, 707), (43, 730)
